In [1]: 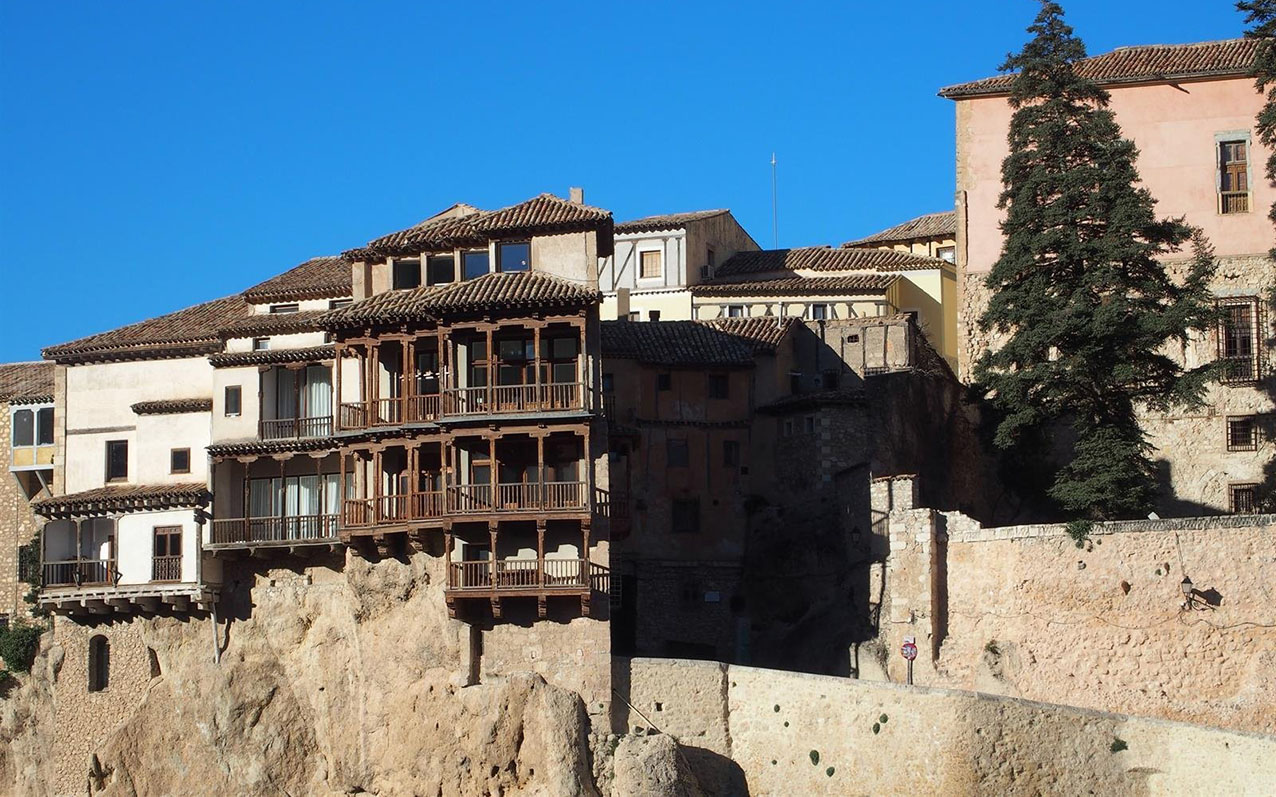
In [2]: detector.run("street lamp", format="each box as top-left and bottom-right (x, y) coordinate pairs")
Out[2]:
(1180, 575), (1194, 608)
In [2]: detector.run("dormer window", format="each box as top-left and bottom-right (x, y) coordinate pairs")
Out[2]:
(463, 250), (491, 280)
(427, 255), (455, 285)
(269, 303), (299, 314)
(393, 258), (421, 290)
(497, 241), (531, 273)
(252, 337), (270, 351)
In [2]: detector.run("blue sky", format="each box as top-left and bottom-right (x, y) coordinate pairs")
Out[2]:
(0, 1), (1255, 361)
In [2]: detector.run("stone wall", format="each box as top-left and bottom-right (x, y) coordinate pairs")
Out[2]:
(0, 404), (49, 623)
(616, 657), (1276, 796)
(873, 478), (1276, 733)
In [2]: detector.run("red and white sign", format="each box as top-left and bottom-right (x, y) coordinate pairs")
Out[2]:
(901, 639), (918, 661)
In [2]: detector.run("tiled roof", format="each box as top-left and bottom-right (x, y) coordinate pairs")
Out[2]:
(600, 318), (797, 367)
(0, 362), (55, 404)
(615, 209), (729, 234)
(218, 309), (330, 339)
(692, 274), (898, 298)
(758, 389), (867, 414)
(345, 194), (614, 261)
(939, 38), (1261, 98)
(44, 295), (249, 365)
(207, 437), (339, 459)
(208, 345), (339, 369)
(323, 272), (601, 326)
(844, 211), (956, 246)
(33, 483), (210, 519)
(131, 398), (213, 415)
(713, 247), (946, 278)
(242, 256), (351, 304)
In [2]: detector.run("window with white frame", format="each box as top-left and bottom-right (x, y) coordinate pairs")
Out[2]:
(10, 404), (54, 470)
(726, 304), (746, 318)
(810, 303), (830, 321)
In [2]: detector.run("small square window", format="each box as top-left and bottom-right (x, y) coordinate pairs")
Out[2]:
(393, 258), (421, 289)
(804, 416), (816, 434)
(847, 334), (860, 344)
(672, 498), (700, 534)
(427, 255), (455, 285)
(706, 246), (716, 267)
(1227, 417), (1258, 451)
(463, 250), (491, 280)
(497, 241), (531, 273)
(170, 448), (191, 474)
(269, 303), (299, 314)
(657, 373), (672, 392)
(329, 298), (353, 310)
(252, 337), (270, 351)
(723, 439), (740, 467)
(224, 386), (242, 416)
(667, 438), (689, 467)
(810, 304), (829, 321)
(627, 311), (640, 322)
(708, 373), (729, 399)
(105, 440), (128, 482)
(937, 245), (955, 263)
(1230, 483), (1259, 514)
(726, 304), (746, 318)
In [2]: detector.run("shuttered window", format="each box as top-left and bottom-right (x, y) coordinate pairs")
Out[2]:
(1219, 139), (1250, 214)
(640, 250), (662, 279)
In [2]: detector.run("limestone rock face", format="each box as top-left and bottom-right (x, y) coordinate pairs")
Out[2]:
(612, 735), (705, 797)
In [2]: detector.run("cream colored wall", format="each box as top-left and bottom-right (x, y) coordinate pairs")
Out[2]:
(603, 289), (694, 321)
(115, 509), (199, 585)
(224, 331), (327, 354)
(211, 365), (259, 443)
(135, 412), (210, 484)
(531, 231), (598, 287)
(958, 77), (1272, 279)
(879, 235), (956, 260)
(694, 296), (891, 320)
(683, 213), (761, 284)
(64, 358), (212, 494)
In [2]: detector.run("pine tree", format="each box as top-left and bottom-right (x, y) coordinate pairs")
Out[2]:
(974, 1), (1219, 520)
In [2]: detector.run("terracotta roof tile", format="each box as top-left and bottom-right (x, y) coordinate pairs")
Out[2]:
(692, 274), (899, 298)
(131, 398), (213, 415)
(218, 309), (330, 339)
(33, 483), (210, 519)
(44, 295), (249, 365)
(940, 38), (1260, 98)
(208, 345), (339, 369)
(600, 318), (797, 367)
(713, 247), (946, 278)
(844, 211), (956, 247)
(207, 437), (339, 459)
(346, 194), (614, 261)
(242, 256), (351, 304)
(0, 362), (55, 404)
(324, 272), (601, 326)
(615, 209), (729, 234)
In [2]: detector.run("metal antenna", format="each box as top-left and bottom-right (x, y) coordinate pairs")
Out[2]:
(770, 152), (779, 249)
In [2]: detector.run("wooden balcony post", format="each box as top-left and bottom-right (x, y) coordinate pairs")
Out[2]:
(536, 520), (546, 589)
(537, 433), (545, 510)
(485, 326), (494, 411)
(445, 530), (454, 587)
(438, 326), (450, 412)
(402, 338), (414, 420)
(581, 520), (592, 617)
(489, 435), (498, 508)
(372, 449), (383, 523)
(488, 521), (498, 588)
(533, 324), (542, 410)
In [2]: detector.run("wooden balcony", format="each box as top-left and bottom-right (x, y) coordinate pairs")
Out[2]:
(338, 394), (442, 430)
(259, 415), (333, 440)
(342, 492), (446, 528)
(151, 555), (182, 582)
(208, 514), (340, 548)
(336, 383), (586, 431)
(42, 559), (117, 588)
(447, 481), (588, 515)
(445, 558), (609, 618)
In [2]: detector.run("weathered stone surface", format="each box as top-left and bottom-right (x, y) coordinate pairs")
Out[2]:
(612, 734), (704, 797)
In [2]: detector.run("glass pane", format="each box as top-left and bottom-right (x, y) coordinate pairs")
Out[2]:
(427, 256), (455, 285)
(552, 362), (575, 383)
(12, 409), (33, 447)
(463, 250), (490, 280)
(468, 340), (487, 361)
(499, 339), (527, 360)
(497, 242), (530, 272)
(550, 337), (578, 359)
(393, 259), (421, 290)
(472, 464), (491, 485)
(107, 441), (128, 480)
(36, 407), (54, 445)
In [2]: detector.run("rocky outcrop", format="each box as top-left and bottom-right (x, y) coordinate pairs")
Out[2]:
(611, 735), (705, 797)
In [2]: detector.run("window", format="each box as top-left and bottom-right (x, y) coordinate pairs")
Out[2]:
(329, 299), (353, 310)
(810, 303), (830, 321)
(1218, 297), (1260, 383)
(269, 303), (299, 314)
(672, 498), (700, 534)
(602, 373), (615, 393)
(252, 337), (270, 351)
(497, 241), (531, 272)
(847, 334), (860, 344)
(170, 448), (191, 474)
(804, 416), (816, 434)
(544, 336), (580, 384)
(680, 575), (701, 602)
(723, 439), (740, 467)
(656, 373), (671, 392)
(88, 635), (110, 692)
(105, 440), (128, 482)
(789, 371), (802, 394)
(463, 250), (490, 280)
(782, 418), (794, 436)
(1230, 483), (1259, 514)
(640, 249), (662, 279)
(726, 304), (746, 318)
(707, 246), (716, 267)
(937, 245), (956, 264)
(822, 369), (840, 390)
(708, 373), (729, 399)
(1219, 138), (1250, 214)
(427, 255), (455, 285)
(10, 405), (54, 469)
(152, 526), (182, 582)
(667, 438), (689, 467)
(1227, 417), (1259, 452)
(392, 258), (421, 289)
(627, 311), (640, 322)
(224, 385), (242, 416)
(648, 310), (661, 322)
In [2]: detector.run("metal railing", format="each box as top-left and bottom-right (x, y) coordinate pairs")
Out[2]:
(151, 555), (182, 582)
(42, 559), (116, 588)
(259, 415), (333, 440)
(210, 514), (339, 545)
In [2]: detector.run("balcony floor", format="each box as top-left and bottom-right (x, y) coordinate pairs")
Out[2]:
(40, 582), (218, 616)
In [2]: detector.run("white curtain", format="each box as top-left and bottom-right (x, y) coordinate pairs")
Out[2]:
(304, 365), (332, 421)
(249, 478), (279, 518)
(275, 367), (297, 419)
(323, 473), (341, 515)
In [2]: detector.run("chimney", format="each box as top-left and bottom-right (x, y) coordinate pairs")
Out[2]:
(569, 186), (584, 205)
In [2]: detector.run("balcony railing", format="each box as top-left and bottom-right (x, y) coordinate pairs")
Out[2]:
(337, 394), (442, 430)
(209, 514), (339, 545)
(337, 383), (586, 430)
(447, 481), (588, 515)
(259, 416), (333, 440)
(341, 492), (446, 527)
(151, 555), (182, 582)
(42, 559), (116, 588)
(447, 558), (597, 592)
(1221, 191), (1250, 214)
